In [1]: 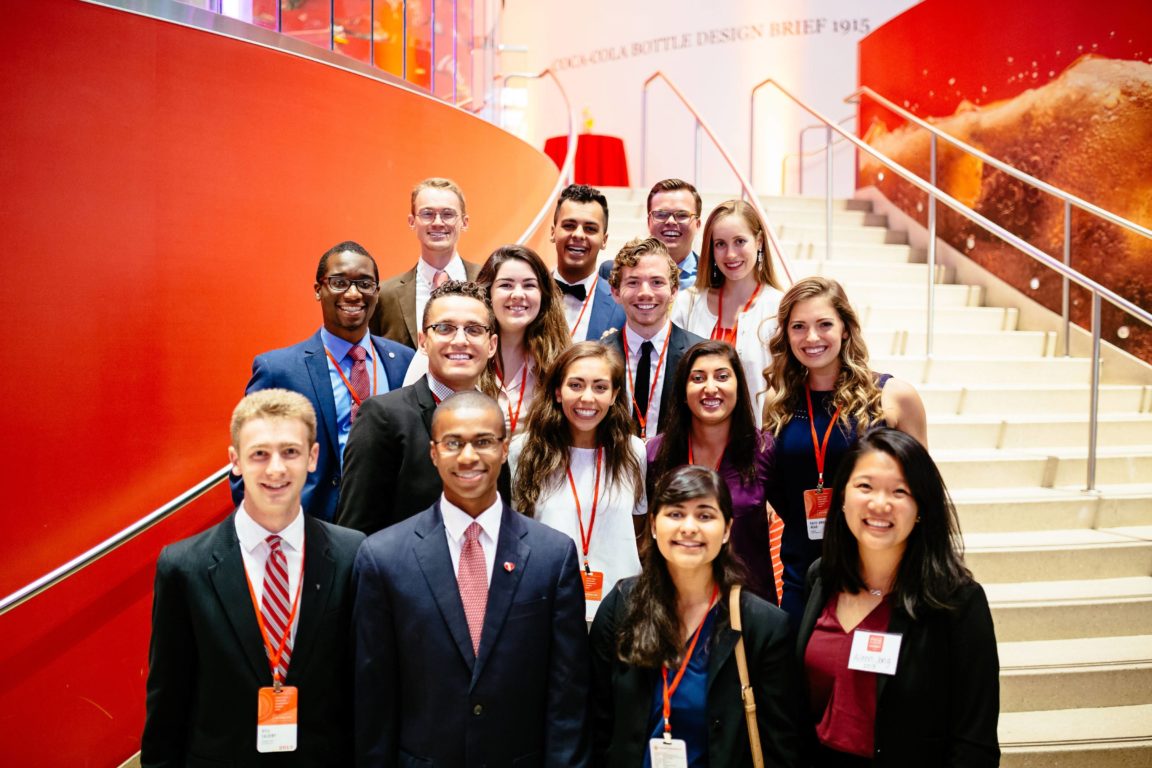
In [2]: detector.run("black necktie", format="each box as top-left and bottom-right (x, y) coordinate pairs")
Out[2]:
(634, 340), (654, 423)
(556, 279), (587, 302)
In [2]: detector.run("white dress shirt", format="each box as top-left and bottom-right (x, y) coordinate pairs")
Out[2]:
(623, 320), (671, 438)
(441, 494), (503, 586)
(554, 270), (600, 342)
(415, 254), (467, 337)
(235, 504), (305, 645)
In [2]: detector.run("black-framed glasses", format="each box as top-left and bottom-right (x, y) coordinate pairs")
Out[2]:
(432, 435), (506, 454)
(424, 322), (491, 339)
(322, 276), (380, 294)
(415, 208), (460, 224)
(650, 209), (696, 224)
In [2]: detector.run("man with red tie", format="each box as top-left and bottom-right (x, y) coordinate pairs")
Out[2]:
(143, 390), (365, 766)
(352, 391), (590, 767)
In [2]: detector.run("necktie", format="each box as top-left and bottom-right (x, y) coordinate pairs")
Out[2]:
(432, 269), (450, 289)
(555, 279), (587, 302)
(262, 535), (292, 680)
(768, 511), (785, 607)
(348, 345), (369, 421)
(458, 522), (487, 656)
(634, 340), (654, 423)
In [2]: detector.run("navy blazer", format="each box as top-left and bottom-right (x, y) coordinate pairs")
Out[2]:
(233, 330), (414, 522)
(352, 502), (591, 767)
(797, 561), (1000, 767)
(142, 513), (365, 767)
(603, 322), (705, 435)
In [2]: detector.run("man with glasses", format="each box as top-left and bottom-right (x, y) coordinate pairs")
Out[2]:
(371, 177), (481, 349)
(352, 391), (589, 767)
(599, 178), (703, 290)
(338, 281), (509, 535)
(234, 241), (414, 522)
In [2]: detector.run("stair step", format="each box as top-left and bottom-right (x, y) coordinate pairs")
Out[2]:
(777, 222), (906, 245)
(873, 355), (1093, 385)
(780, 240), (919, 264)
(920, 383), (1149, 417)
(865, 329), (1054, 358)
(792, 259), (946, 285)
(1000, 705), (1152, 767)
(862, 305), (1020, 332)
(847, 282), (982, 306)
(953, 488), (1152, 532)
(932, 415), (1152, 450)
(985, 576), (1152, 641)
(965, 528), (1152, 582)
(935, 448), (1152, 489)
(999, 635), (1152, 712)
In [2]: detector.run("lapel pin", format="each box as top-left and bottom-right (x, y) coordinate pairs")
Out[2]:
(503, 562), (515, 572)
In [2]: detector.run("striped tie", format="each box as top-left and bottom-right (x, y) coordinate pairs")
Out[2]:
(768, 511), (785, 607)
(262, 535), (292, 679)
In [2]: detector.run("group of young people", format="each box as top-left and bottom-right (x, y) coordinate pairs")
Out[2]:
(142, 176), (1000, 767)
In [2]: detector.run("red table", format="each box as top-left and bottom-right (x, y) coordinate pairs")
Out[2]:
(544, 133), (630, 187)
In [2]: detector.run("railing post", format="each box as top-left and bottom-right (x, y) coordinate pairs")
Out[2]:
(1063, 199), (1072, 357)
(329, 0), (335, 51)
(430, 0), (436, 93)
(825, 125), (833, 259)
(798, 129), (806, 196)
(452, 0), (458, 103)
(402, 0), (408, 80)
(927, 134), (938, 357)
(640, 86), (648, 188)
(1087, 292), (1101, 491)
(694, 121), (702, 188)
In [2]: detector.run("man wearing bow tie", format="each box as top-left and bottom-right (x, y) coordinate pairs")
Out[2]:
(551, 184), (626, 342)
(351, 391), (590, 767)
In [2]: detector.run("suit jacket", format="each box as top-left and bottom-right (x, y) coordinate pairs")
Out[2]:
(569, 271), (627, 342)
(603, 322), (705, 435)
(371, 260), (483, 348)
(797, 561), (1000, 767)
(233, 331), (415, 522)
(335, 377), (512, 535)
(142, 513), (365, 767)
(589, 578), (803, 768)
(352, 502), (591, 767)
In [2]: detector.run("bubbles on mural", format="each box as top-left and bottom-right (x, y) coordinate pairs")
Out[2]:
(965, 235), (976, 251)
(1117, 326), (1131, 340)
(1029, 277), (1041, 290)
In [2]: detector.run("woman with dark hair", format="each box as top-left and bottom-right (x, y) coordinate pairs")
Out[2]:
(763, 276), (927, 622)
(799, 428), (999, 767)
(647, 340), (778, 604)
(510, 341), (645, 621)
(590, 465), (802, 768)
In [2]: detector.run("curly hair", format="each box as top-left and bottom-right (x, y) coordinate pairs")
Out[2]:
(476, 245), (572, 399)
(513, 342), (643, 517)
(695, 200), (781, 292)
(420, 279), (496, 331)
(762, 277), (883, 436)
(606, 236), (680, 293)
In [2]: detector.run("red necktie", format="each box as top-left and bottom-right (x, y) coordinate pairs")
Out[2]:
(348, 345), (370, 421)
(262, 535), (292, 679)
(433, 269), (450, 289)
(458, 522), (487, 655)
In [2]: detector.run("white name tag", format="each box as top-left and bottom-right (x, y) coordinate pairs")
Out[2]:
(585, 597), (601, 623)
(256, 686), (298, 752)
(649, 737), (689, 768)
(847, 630), (902, 675)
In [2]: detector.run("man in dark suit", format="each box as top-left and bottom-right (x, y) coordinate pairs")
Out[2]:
(352, 391), (590, 767)
(143, 390), (365, 767)
(551, 183), (626, 342)
(234, 241), (414, 522)
(337, 280), (506, 535)
(598, 178), (703, 290)
(370, 177), (482, 348)
(603, 236), (705, 441)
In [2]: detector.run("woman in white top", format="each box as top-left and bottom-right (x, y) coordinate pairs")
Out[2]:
(673, 200), (785, 424)
(510, 341), (645, 621)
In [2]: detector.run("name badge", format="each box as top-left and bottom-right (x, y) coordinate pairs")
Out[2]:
(649, 737), (689, 768)
(847, 630), (903, 675)
(803, 488), (832, 540)
(257, 686), (298, 752)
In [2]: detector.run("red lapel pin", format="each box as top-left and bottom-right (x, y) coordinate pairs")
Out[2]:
(503, 562), (515, 572)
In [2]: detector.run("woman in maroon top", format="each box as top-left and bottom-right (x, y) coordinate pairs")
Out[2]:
(797, 428), (1000, 767)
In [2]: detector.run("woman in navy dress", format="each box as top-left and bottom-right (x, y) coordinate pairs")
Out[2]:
(762, 277), (927, 623)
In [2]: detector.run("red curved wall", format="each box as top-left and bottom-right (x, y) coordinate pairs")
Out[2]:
(0, 1), (557, 763)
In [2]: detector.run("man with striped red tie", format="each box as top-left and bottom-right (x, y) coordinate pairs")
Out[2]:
(142, 390), (364, 767)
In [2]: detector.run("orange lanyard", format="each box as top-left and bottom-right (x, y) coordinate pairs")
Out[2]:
(622, 328), (672, 439)
(661, 583), (719, 739)
(805, 384), (842, 491)
(565, 447), (602, 573)
(497, 360), (529, 434)
(243, 540), (306, 690)
(324, 345), (377, 407)
(567, 275), (598, 337)
(711, 284), (762, 344)
(687, 437), (725, 471)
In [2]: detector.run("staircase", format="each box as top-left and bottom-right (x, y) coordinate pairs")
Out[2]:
(602, 186), (1152, 766)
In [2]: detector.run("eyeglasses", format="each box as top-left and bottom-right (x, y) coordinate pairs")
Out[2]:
(322, 277), (380, 294)
(424, 322), (491, 339)
(432, 435), (506, 454)
(415, 208), (460, 224)
(650, 209), (696, 224)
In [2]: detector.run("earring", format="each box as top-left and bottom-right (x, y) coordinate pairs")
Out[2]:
(916, 515), (922, 522)
(652, 531), (657, 539)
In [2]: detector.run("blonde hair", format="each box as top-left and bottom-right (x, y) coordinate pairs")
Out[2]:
(697, 200), (781, 291)
(230, 389), (318, 448)
(762, 277), (882, 435)
(411, 177), (466, 215)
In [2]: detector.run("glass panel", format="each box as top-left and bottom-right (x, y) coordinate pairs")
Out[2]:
(373, 0), (406, 78)
(279, 0), (333, 50)
(334, 0), (373, 63)
(251, 0), (279, 30)
(432, 0), (455, 101)
(455, 0), (474, 108)
(406, 0), (433, 90)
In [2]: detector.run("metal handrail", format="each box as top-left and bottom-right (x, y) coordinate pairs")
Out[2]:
(0, 466), (232, 617)
(754, 78), (1152, 491)
(642, 71), (794, 285)
(850, 85), (1152, 356)
(499, 69), (578, 245)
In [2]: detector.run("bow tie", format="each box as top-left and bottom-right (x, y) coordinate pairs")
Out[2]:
(555, 280), (587, 302)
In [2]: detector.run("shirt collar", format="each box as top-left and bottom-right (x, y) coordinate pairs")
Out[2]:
(553, 269), (597, 289)
(235, 502), (306, 554)
(319, 327), (371, 361)
(625, 318), (671, 349)
(418, 254), (464, 284)
(426, 373), (475, 402)
(679, 250), (699, 278)
(441, 494), (503, 546)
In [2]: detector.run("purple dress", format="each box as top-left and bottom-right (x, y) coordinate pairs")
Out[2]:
(646, 430), (777, 603)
